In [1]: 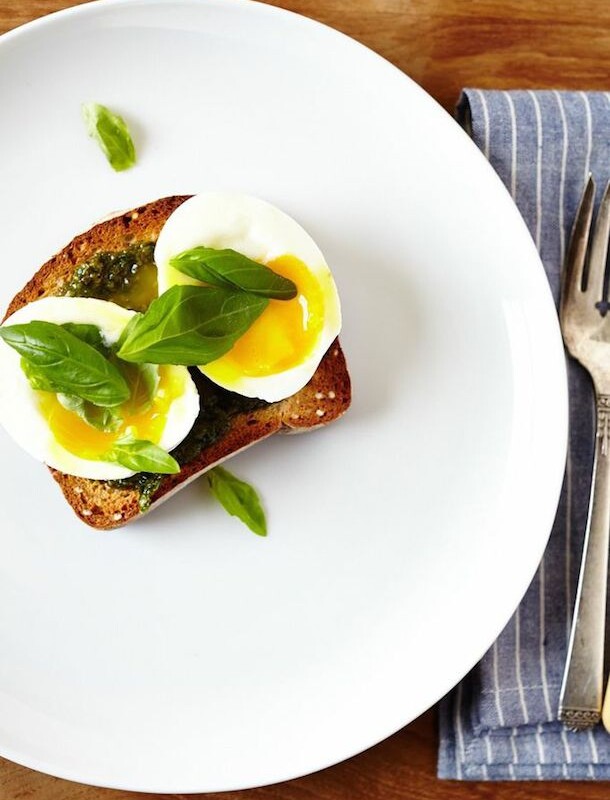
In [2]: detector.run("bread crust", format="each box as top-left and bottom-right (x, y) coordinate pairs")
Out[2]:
(2, 197), (351, 529)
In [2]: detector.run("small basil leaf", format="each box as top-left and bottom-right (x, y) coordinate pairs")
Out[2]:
(0, 320), (130, 407)
(118, 362), (159, 414)
(56, 394), (85, 415)
(61, 323), (105, 353)
(106, 438), (180, 474)
(170, 247), (297, 300)
(207, 466), (267, 536)
(116, 285), (268, 365)
(82, 102), (136, 172)
(56, 394), (123, 432)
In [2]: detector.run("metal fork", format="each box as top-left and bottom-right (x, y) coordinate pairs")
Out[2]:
(558, 175), (610, 730)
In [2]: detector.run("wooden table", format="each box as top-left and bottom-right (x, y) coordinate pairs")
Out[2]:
(1, 1), (610, 798)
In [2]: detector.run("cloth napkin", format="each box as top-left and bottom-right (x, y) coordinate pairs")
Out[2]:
(438, 89), (610, 780)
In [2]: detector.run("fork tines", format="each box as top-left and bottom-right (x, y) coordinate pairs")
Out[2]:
(562, 176), (610, 319)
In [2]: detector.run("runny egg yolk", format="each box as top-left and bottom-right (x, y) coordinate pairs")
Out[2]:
(38, 366), (185, 461)
(206, 254), (325, 380)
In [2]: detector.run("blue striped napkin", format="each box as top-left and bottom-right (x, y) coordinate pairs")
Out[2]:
(438, 90), (610, 780)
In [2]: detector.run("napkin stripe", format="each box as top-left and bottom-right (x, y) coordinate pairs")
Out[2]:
(475, 88), (491, 158)
(537, 724), (546, 763)
(580, 92), (593, 184)
(485, 735), (493, 764)
(511, 729), (518, 763)
(492, 642), (505, 725)
(514, 611), (529, 722)
(553, 91), (569, 264)
(440, 89), (610, 780)
(528, 90), (544, 251)
(528, 89), (554, 724)
(506, 92), (518, 199)
(589, 729), (599, 763)
(538, 560), (552, 719)
(561, 727), (571, 763)
(503, 90), (533, 729)
(454, 682), (465, 778)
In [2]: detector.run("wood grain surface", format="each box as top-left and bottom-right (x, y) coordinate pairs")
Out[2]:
(1, 1), (610, 798)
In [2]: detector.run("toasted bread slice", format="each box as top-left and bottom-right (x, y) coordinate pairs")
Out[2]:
(3, 197), (351, 530)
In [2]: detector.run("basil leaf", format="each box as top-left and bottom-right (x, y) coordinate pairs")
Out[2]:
(170, 247), (297, 300)
(118, 362), (159, 414)
(117, 285), (268, 365)
(20, 356), (55, 392)
(61, 323), (105, 352)
(57, 394), (122, 432)
(106, 438), (180, 474)
(0, 320), (130, 407)
(207, 466), (267, 536)
(82, 102), (136, 172)
(115, 313), (143, 351)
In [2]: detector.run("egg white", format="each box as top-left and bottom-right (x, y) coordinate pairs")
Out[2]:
(0, 297), (199, 480)
(155, 192), (342, 402)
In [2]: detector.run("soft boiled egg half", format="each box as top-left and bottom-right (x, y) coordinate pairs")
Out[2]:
(155, 192), (342, 402)
(0, 297), (199, 480)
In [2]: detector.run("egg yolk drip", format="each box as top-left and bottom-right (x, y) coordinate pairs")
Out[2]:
(205, 254), (325, 381)
(38, 366), (184, 461)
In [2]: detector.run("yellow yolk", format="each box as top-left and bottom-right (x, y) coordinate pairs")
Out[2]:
(38, 366), (185, 461)
(205, 254), (325, 381)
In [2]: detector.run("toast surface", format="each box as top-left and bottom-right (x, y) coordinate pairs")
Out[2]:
(3, 197), (351, 529)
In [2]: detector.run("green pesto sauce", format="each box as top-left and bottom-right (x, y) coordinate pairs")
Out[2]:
(110, 370), (266, 511)
(110, 472), (163, 512)
(63, 242), (157, 312)
(66, 241), (268, 512)
(174, 370), (266, 464)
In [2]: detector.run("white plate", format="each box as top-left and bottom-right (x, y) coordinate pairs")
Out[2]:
(0, 0), (567, 792)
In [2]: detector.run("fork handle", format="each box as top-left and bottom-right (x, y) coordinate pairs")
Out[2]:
(558, 393), (610, 730)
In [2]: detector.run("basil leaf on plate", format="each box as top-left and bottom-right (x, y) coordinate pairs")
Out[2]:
(170, 247), (297, 300)
(106, 438), (180, 474)
(57, 394), (122, 432)
(82, 102), (136, 172)
(116, 285), (268, 365)
(0, 320), (130, 407)
(207, 466), (267, 536)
